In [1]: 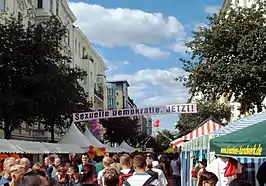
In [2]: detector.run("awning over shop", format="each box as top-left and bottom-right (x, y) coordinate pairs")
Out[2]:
(213, 110), (266, 136)
(120, 141), (136, 153)
(210, 120), (266, 157)
(42, 143), (86, 154)
(9, 140), (49, 154)
(0, 139), (21, 153)
(171, 116), (222, 147)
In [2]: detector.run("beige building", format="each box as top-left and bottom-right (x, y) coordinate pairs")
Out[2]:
(0, 0), (107, 140)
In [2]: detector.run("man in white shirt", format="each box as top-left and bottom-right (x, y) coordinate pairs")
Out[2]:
(120, 154), (133, 174)
(152, 161), (168, 186)
(123, 155), (161, 186)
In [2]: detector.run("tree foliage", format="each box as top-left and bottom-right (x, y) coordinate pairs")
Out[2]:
(100, 117), (139, 145)
(155, 129), (175, 149)
(178, 1), (266, 114)
(0, 13), (89, 140)
(176, 100), (232, 135)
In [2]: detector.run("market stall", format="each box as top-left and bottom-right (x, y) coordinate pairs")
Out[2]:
(120, 141), (136, 153)
(177, 116), (223, 186)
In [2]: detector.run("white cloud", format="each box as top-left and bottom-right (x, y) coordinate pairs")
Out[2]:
(132, 44), (169, 59)
(68, 2), (185, 47)
(109, 68), (190, 107)
(106, 60), (130, 73)
(204, 5), (220, 15)
(171, 43), (189, 53)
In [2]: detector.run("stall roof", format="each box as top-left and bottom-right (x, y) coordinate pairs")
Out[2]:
(84, 127), (105, 147)
(59, 123), (90, 148)
(42, 143), (86, 154)
(213, 110), (266, 136)
(210, 120), (266, 157)
(120, 141), (136, 153)
(0, 139), (21, 153)
(171, 117), (222, 147)
(9, 140), (49, 154)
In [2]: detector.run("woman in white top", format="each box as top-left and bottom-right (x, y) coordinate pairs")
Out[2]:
(170, 153), (181, 186)
(97, 156), (114, 186)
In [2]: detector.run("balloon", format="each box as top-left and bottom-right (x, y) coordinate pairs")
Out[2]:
(154, 119), (160, 124)
(88, 119), (97, 125)
(89, 145), (94, 150)
(92, 151), (97, 156)
(154, 122), (159, 128)
(100, 147), (106, 151)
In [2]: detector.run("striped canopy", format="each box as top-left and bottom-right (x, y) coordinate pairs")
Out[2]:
(213, 110), (266, 136)
(171, 116), (222, 147)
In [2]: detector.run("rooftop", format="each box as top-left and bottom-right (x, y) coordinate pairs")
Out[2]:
(107, 80), (130, 87)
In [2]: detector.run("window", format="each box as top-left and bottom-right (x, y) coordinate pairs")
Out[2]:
(108, 98), (112, 107)
(78, 42), (80, 56)
(28, 21), (32, 27)
(84, 76), (87, 84)
(90, 72), (93, 87)
(50, 0), (53, 12)
(116, 92), (119, 96)
(37, 0), (43, 8)
(75, 39), (77, 54)
(0, 0), (5, 11)
(18, 12), (23, 23)
(56, 0), (59, 15)
(82, 47), (86, 58)
(117, 102), (119, 105)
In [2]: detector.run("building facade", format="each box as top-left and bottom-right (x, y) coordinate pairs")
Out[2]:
(107, 80), (130, 109)
(0, 0), (107, 140)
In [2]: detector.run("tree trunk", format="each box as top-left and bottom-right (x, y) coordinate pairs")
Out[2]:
(256, 101), (263, 113)
(4, 119), (11, 139)
(50, 114), (55, 143)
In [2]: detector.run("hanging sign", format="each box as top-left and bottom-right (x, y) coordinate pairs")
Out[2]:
(73, 103), (197, 122)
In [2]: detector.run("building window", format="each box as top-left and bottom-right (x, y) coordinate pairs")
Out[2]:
(0, 0), (5, 11)
(37, 0), (43, 8)
(50, 0), (53, 12)
(18, 12), (23, 22)
(82, 47), (86, 58)
(28, 21), (32, 27)
(117, 102), (119, 105)
(75, 39), (77, 54)
(56, 0), (59, 15)
(116, 92), (119, 96)
(90, 72), (93, 87)
(78, 42), (80, 56)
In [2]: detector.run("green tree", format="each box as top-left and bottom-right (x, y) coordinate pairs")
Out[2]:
(100, 117), (139, 145)
(0, 14), (89, 140)
(178, 1), (266, 114)
(176, 100), (231, 135)
(155, 129), (175, 150)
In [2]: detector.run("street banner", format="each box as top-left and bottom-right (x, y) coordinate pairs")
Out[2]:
(73, 103), (197, 122)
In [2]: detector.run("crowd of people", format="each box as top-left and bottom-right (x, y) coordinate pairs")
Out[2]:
(0, 152), (179, 186)
(0, 152), (255, 186)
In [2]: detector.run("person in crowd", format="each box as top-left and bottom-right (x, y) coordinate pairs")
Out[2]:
(120, 154), (133, 175)
(98, 157), (114, 186)
(146, 154), (153, 162)
(146, 159), (158, 179)
(103, 168), (119, 186)
(20, 158), (31, 173)
(0, 157), (16, 185)
(44, 156), (57, 185)
(80, 163), (97, 185)
(54, 158), (61, 171)
(229, 178), (251, 186)
(94, 156), (104, 176)
(9, 164), (25, 186)
(20, 171), (49, 186)
(64, 161), (71, 173)
(55, 165), (69, 186)
(69, 165), (82, 186)
(123, 155), (161, 186)
(159, 156), (167, 177)
(32, 162), (45, 172)
(257, 161), (266, 186)
(112, 155), (121, 171)
(170, 153), (181, 186)
(198, 171), (218, 186)
(78, 154), (90, 174)
(152, 161), (168, 186)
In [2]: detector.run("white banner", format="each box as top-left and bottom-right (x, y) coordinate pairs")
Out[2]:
(73, 103), (197, 122)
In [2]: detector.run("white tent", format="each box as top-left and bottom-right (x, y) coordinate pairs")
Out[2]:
(84, 127), (120, 153)
(0, 139), (21, 153)
(59, 123), (90, 148)
(42, 143), (86, 154)
(9, 140), (50, 154)
(119, 141), (136, 153)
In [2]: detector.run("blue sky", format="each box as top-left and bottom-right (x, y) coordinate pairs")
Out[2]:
(68, 0), (223, 131)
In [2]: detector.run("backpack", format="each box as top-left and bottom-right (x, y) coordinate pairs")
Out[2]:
(123, 176), (157, 186)
(118, 169), (135, 186)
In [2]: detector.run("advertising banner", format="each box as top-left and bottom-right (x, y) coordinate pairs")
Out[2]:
(73, 103), (197, 122)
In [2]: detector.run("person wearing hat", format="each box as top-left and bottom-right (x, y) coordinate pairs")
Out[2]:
(152, 161), (168, 186)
